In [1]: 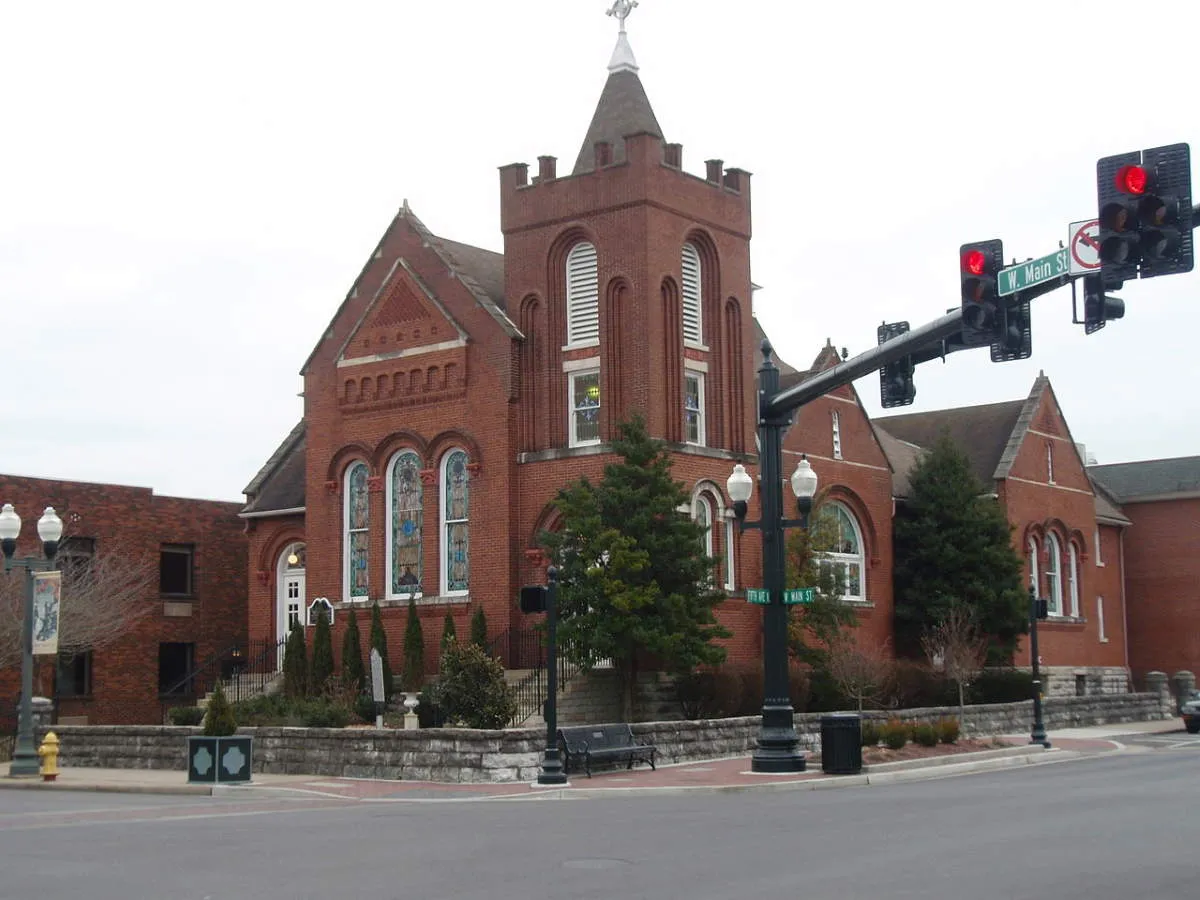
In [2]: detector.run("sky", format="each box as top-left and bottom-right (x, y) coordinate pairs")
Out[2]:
(3, 0), (1199, 503)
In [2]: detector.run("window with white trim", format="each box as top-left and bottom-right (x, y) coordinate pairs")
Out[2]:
(684, 372), (705, 445)
(1097, 596), (1108, 642)
(832, 410), (843, 459)
(1028, 536), (1039, 594)
(1068, 543), (1080, 617)
(440, 449), (470, 595)
(387, 449), (423, 599)
(344, 460), (370, 603)
(694, 494), (714, 559)
(814, 502), (865, 602)
(1094, 528), (1104, 566)
(681, 242), (703, 344)
(569, 369), (601, 446)
(566, 242), (599, 346)
(1044, 533), (1062, 615)
(724, 515), (736, 591)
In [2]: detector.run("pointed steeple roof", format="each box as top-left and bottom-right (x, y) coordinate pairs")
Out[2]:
(573, 3), (663, 174)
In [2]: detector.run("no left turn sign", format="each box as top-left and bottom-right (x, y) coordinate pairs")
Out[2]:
(1069, 219), (1101, 275)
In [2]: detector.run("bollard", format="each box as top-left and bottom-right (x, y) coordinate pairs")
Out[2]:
(37, 731), (59, 782)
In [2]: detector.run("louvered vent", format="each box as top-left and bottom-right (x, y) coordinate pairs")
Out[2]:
(566, 242), (599, 345)
(681, 243), (702, 344)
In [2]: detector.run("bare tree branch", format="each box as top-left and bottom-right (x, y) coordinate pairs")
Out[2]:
(824, 633), (894, 712)
(922, 603), (989, 709)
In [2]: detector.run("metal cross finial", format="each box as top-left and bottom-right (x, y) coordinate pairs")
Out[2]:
(607, 0), (638, 34)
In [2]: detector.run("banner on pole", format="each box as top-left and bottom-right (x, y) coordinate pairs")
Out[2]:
(32, 570), (62, 656)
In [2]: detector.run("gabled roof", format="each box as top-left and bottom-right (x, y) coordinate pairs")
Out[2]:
(1088, 473), (1132, 525)
(1089, 455), (1200, 501)
(572, 69), (664, 175)
(873, 398), (1026, 488)
(241, 422), (306, 517)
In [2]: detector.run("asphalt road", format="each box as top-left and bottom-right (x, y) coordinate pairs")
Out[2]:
(0, 744), (1196, 900)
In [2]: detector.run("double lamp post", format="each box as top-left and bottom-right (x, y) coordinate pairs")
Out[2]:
(0, 503), (64, 777)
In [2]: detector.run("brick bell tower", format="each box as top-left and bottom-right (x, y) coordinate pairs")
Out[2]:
(501, 2), (757, 467)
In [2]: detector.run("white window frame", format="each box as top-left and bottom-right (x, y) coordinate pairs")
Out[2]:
(681, 242), (703, 346)
(1047, 442), (1055, 484)
(1097, 596), (1108, 642)
(724, 514), (736, 592)
(439, 448), (471, 597)
(1068, 543), (1080, 617)
(817, 502), (866, 603)
(1028, 536), (1039, 594)
(568, 367), (602, 447)
(694, 494), (714, 559)
(343, 460), (370, 604)
(684, 370), (705, 446)
(1044, 533), (1063, 616)
(385, 449), (424, 602)
(832, 410), (843, 460)
(566, 242), (599, 347)
(1094, 527), (1104, 566)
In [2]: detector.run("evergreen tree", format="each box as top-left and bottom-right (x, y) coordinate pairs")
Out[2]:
(203, 680), (238, 736)
(401, 597), (426, 692)
(893, 430), (1027, 664)
(469, 605), (488, 650)
(340, 605), (365, 695)
(541, 415), (730, 720)
(785, 500), (859, 667)
(440, 611), (457, 657)
(310, 606), (334, 695)
(282, 620), (308, 699)
(369, 600), (395, 702)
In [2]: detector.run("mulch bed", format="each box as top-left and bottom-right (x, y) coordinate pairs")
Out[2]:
(860, 738), (1014, 765)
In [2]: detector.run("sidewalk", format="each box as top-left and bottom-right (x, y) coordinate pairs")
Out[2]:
(1, 719), (1181, 801)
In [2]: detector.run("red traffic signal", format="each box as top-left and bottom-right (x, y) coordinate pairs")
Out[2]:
(959, 239), (1004, 346)
(1115, 164), (1150, 195)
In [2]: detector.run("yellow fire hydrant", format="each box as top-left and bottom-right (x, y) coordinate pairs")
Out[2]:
(37, 732), (59, 782)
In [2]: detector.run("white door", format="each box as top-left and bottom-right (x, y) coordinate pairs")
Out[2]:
(278, 572), (306, 666)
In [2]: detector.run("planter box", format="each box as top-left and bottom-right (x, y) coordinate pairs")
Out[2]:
(187, 735), (253, 784)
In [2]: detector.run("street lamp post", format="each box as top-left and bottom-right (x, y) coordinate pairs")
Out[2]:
(0, 503), (64, 778)
(1028, 586), (1050, 748)
(536, 566), (567, 785)
(727, 346), (819, 774)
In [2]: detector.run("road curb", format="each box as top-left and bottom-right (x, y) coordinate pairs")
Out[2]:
(0, 779), (214, 797)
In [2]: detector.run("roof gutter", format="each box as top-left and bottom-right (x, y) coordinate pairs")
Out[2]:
(239, 506), (306, 520)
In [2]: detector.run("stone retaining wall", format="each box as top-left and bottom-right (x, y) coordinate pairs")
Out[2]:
(39, 690), (1174, 782)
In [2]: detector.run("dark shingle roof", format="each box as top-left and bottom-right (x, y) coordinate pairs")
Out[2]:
(1088, 456), (1200, 501)
(1088, 474), (1132, 525)
(241, 423), (306, 516)
(572, 69), (664, 175)
(432, 237), (506, 313)
(873, 399), (1026, 488)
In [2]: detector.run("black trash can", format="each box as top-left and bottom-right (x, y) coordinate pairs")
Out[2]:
(820, 713), (863, 775)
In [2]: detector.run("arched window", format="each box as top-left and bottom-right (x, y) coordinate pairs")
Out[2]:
(1028, 536), (1039, 593)
(1044, 533), (1063, 616)
(815, 502), (865, 601)
(566, 242), (599, 346)
(1067, 542), (1080, 618)
(694, 493), (714, 559)
(724, 515), (736, 591)
(441, 449), (470, 595)
(343, 461), (370, 603)
(681, 243), (703, 344)
(387, 450), (423, 598)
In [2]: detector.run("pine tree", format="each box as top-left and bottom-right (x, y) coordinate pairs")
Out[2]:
(369, 600), (394, 702)
(540, 415), (730, 720)
(440, 611), (457, 657)
(282, 620), (308, 699)
(340, 605), (365, 695)
(469, 605), (488, 650)
(310, 606), (334, 695)
(893, 430), (1027, 664)
(401, 597), (425, 692)
(203, 680), (238, 736)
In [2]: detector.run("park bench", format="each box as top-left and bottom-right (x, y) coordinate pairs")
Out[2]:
(557, 724), (657, 777)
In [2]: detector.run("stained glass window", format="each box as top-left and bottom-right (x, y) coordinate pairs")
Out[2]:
(390, 450), (423, 596)
(570, 370), (601, 446)
(442, 449), (470, 593)
(345, 461), (369, 601)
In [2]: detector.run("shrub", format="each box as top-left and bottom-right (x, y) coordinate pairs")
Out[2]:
(369, 600), (395, 702)
(300, 699), (351, 729)
(860, 719), (881, 747)
(355, 694), (378, 725)
(310, 607), (335, 695)
(401, 597), (426, 692)
(231, 693), (295, 725)
(416, 691), (448, 728)
(203, 682), (238, 736)
(169, 706), (204, 726)
(341, 605), (366, 695)
(676, 671), (719, 720)
(440, 611), (457, 656)
(937, 717), (961, 744)
(430, 640), (517, 729)
(807, 667), (852, 713)
(889, 659), (957, 709)
(788, 668), (812, 713)
(734, 664), (764, 717)
(913, 722), (939, 747)
(713, 669), (746, 718)
(881, 718), (908, 750)
(469, 606), (488, 650)
(971, 668), (1035, 704)
(283, 622), (308, 699)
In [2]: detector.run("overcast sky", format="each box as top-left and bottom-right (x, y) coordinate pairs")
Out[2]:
(3, 0), (1198, 503)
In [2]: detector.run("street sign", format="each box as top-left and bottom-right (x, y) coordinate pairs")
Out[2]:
(746, 589), (770, 605)
(997, 248), (1069, 296)
(1068, 219), (1101, 275)
(784, 588), (815, 605)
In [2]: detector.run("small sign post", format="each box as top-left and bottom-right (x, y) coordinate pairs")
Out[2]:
(370, 648), (385, 729)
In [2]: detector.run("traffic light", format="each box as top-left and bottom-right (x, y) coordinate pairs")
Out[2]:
(1034, 596), (1049, 619)
(877, 321), (916, 408)
(1081, 273), (1125, 334)
(960, 240), (1004, 347)
(519, 585), (547, 614)
(1097, 143), (1193, 286)
(990, 298), (1031, 363)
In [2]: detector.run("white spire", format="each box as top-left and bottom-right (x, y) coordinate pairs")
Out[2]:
(606, 0), (639, 73)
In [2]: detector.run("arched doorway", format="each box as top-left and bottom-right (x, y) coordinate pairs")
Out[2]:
(276, 543), (306, 651)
